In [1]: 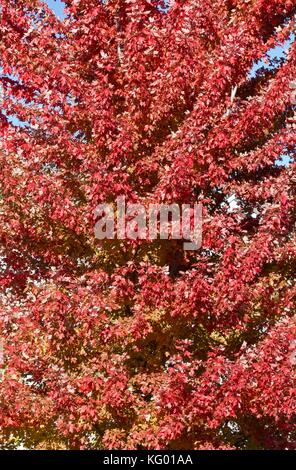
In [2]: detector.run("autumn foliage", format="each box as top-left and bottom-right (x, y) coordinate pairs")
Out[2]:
(0, 0), (296, 450)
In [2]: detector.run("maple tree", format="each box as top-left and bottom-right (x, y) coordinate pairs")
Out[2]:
(0, 0), (296, 450)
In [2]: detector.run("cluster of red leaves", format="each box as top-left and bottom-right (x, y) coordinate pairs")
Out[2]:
(0, 0), (295, 450)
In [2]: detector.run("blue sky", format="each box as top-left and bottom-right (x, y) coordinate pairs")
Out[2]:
(250, 34), (295, 77)
(45, 0), (65, 19)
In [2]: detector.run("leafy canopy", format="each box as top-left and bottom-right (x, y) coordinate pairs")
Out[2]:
(0, 0), (295, 450)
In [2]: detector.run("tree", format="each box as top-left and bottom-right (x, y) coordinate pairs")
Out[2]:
(0, 0), (295, 450)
